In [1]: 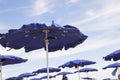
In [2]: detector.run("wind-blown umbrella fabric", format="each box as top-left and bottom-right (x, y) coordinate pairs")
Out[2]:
(59, 59), (96, 68)
(103, 49), (120, 61)
(0, 22), (88, 52)
(0, 55), (27, 66)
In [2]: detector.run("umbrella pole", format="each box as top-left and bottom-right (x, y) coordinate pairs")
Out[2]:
(86, 72), (88, 78)
(77, 66), (80, 80)
(0, 62), (2, 80)
(44, 30), (50, 80)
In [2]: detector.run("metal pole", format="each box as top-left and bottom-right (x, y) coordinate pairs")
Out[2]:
(44, 30), (50, 80)
(77, 66), (80, 80)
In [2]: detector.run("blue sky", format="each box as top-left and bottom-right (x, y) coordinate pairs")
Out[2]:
(0, 0), (120, 80)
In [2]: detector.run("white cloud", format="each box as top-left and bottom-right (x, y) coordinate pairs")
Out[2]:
(0, 7), (29, 15)
(0, 24), (9, 31)
(28, 0), (54, 17)
(72, 1), (120, 26)
(85, 9), (95, 17)
(68, 0), (79, 3)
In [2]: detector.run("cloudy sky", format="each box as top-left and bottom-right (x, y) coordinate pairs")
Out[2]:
(0, 0), (120, 80)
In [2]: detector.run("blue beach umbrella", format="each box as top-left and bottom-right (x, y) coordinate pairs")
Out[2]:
(75, 68), (98, 72)
(59, 59), (96, 80)
(0, 22), (88, 80)
(0, 55), (27, 80)
(103, 62), (120, 69)
(103, 49), (120, 61)
(33, 67), (61, 74)
(59, 59), (96, 68)
(17, 72), (37, 80)
(5, 77), (22, 80)
(103, 62), (120, 76)
(0, 55), (27, 66)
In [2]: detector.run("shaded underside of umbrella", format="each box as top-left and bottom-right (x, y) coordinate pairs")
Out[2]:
(33, 67), (61, 74)
(0, 22), (88, 52)
(103, 62), (120, 69)
(59, 59), (96, 68)
(103, 49), (120, 61)
(0, 55), (27, 66)
(75, 68), (98, 73)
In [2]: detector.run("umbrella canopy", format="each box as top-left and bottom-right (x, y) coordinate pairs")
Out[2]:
(0, 55), (27, 80)
(103, 49), (120, 61)
(5, 77), (22, 80)
(33, 67), (61, 74)
(59, 59), (96, 80)
(0, 55), (27, 66)
(102, 62), (120, 76)
(75, 68), (98, 73)
(17, 72), (37, 79)
(30, 78), (42, 80)
(0, 22), (87, 80)
(103, 62), (120, 69)
(54, 71), (73, 77)
(0, 22), (88, 52)
(59, 59), (96, 68)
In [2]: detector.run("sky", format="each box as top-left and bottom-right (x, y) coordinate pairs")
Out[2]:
(0, 0), (120, 80)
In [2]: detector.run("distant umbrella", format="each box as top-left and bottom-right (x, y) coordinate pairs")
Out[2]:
(33, 67), (61, 74)
(30, 78), (41, 80)
(17, 72), (37, 80)
(103, 62), (120, 69)
(103, 49), (120, 61)
(103, 62), (120, 76)
(0, 55), (27, 80)
(75, 68), (98, 73)
(59, 59), (96, 68)
(0, 22), (88, 80)
(75, 68), (98, 78)
(59, 59), (96, 80)
(5, 77), (22, 80)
